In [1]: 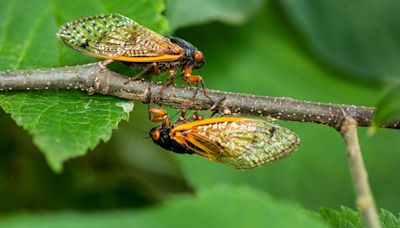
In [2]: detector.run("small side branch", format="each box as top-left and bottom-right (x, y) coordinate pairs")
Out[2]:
(0, 62), (399, 129)
(340, 117), (380, 228)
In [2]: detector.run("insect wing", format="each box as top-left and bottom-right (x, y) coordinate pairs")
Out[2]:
(57, 14), (184, 62)
(178, 132), (223, 161)
(173, 118), (300, 169)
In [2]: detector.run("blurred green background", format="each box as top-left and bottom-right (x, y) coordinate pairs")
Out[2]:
(0, 0), (399, 227)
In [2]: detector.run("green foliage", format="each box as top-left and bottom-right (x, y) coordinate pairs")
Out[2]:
(371, 84), (400, 130)
(380, 209), (400, 228)
(320, 207), (362, 228)
(166, 0), (263, 30)
(280, 0), (400, 81)
(0, 185), (326, 228)
(0, 91), (132, 172)
(320, 206), (400, 228)
(0, 0), (167, 171)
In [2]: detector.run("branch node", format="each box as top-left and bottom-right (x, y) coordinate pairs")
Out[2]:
(87, 87), (95, 95)
(339, 116), (358, 138)
(357, 195), (372, 210)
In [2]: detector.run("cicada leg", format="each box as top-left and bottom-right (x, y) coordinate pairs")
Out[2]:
(148, 106), (170, 128)
(158, 68), (177, 97)
(100, 49), (127, 70)
(182, 66), (212, 103)
(200, 96), (227, 118)
(98, 59), (114, 69)
(175, 108), (202, 123)
(171, 109), (187, 125)
(124, 63), (157, 85)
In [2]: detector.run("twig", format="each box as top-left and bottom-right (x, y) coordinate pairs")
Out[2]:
(339, 117), (380, 228)
(0, 62), (399, 129)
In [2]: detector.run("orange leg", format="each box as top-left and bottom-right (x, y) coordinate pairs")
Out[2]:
(148, 107), (170, 128)
(177, 109), (203, 123)
(182, 66), (212, 102)
(180, 109), (187, 119)
(172, 109), (187, 124)
(124, 63), (157, 85)
(192, 112), (203, 120)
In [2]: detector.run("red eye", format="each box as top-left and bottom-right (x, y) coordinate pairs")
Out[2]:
(194, 51), (203, 62)
(152, 130), (160, 141)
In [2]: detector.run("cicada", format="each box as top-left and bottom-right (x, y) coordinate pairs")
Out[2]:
(148, 108), (300, 169)
(57, 14), (207, 97)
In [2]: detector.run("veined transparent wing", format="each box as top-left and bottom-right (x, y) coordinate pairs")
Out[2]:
(173, 117), (300, 169)
(57, 14), (184, 62)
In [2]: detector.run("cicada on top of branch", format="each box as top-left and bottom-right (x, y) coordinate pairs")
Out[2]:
(57, 14), (208, 99)
(148, 108), (300, 169)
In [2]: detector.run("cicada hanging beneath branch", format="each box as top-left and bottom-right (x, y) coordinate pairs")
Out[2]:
(148, 108), (300, 169)
(57, 14), (208, 99)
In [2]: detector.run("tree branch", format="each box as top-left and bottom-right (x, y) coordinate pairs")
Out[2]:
(339, 117), (381, 228)
(0, 62), (398, 129)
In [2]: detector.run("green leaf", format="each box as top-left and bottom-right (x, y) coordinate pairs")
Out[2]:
(0, 0), (167, 171)
(371, 84), (400, 131)
(319, 207), (400, 228)
(166, 0), (264, 31)
(380, 209), (400, 228)
(320, 206), (362, 228)
(0, 185), (326, 228)
(280, 0), (400, 81)
(0, 91), (132, 172)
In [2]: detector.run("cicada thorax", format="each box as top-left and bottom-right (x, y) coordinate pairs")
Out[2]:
(148, 108), (301, 169)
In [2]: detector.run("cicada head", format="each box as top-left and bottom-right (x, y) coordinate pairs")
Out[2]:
(168, 36), (205, 69)
(192, 50), (205, 69)
(149, 126), (194, 155)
